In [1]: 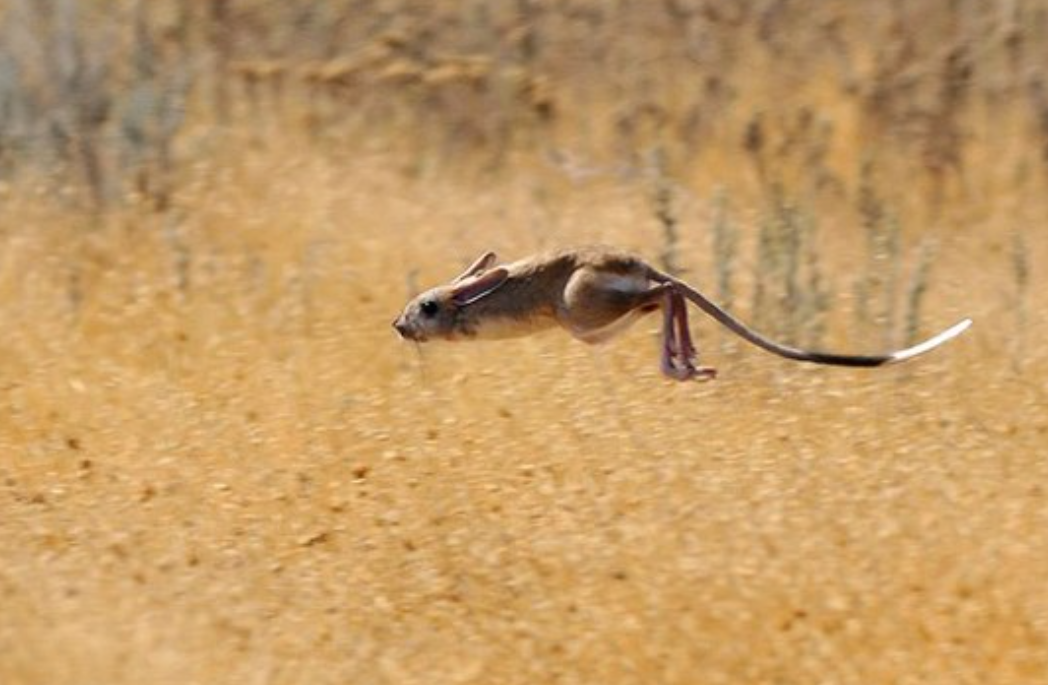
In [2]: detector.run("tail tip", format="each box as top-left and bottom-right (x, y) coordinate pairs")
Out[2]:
(887, 317), (973, 364)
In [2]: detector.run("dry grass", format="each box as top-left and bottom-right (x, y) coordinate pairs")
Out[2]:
(0, 132), (1046, 684)
(2, 1), (1048, 683)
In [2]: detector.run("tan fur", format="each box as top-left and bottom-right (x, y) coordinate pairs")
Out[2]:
(393, 246), (971, 379)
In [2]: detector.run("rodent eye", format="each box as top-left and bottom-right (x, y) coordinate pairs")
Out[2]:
(420, 300), (439, 317)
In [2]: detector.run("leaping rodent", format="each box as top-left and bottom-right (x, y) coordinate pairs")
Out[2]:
(392, 246), (972, 381)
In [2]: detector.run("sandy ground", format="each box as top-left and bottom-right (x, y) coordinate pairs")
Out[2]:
(1, 158), (1046, 685)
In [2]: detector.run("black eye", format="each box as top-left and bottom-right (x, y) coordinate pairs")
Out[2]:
(420, 300), (439, 317)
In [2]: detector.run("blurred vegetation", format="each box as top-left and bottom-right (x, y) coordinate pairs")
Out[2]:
(1, 2), (1044, 330)
(0, 0), (1042, 343)
(1, 0), (1047, 207)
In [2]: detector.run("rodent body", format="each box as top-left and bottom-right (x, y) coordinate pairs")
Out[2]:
(464, 247), (658, 343)
(393, 246), (971, 381)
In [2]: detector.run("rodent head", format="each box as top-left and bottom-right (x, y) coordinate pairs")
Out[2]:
(392, 286), (460, 342)
(393, 267), (508, 342)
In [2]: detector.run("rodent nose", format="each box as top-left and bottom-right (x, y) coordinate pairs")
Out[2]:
(393, 318), (410, 338)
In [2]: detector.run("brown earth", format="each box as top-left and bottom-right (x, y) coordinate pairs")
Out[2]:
(1, 142), (1045, 684)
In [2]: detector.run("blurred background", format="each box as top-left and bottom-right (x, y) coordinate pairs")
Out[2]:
(0, 0), (1043, 346)
(1, 1), (1045, 684)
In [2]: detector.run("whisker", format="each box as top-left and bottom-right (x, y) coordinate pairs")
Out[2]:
(413, 341), (428, 384)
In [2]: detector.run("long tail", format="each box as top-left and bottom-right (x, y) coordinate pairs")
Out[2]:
(650, 271), (972, 367)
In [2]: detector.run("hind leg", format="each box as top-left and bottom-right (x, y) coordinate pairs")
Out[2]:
(562, 270), (669, 343)
(662, 290), (716, 382)
(671, 291), (717, 380)
(660, 295), (687, 379)
(561, 271), (715, 381)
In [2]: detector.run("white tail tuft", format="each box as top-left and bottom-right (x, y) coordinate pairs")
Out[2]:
(888, 319), (973, 364)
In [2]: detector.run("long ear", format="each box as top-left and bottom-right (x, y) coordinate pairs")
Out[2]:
(453, 251), (498, 283)
(451, 267), (509, 306)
